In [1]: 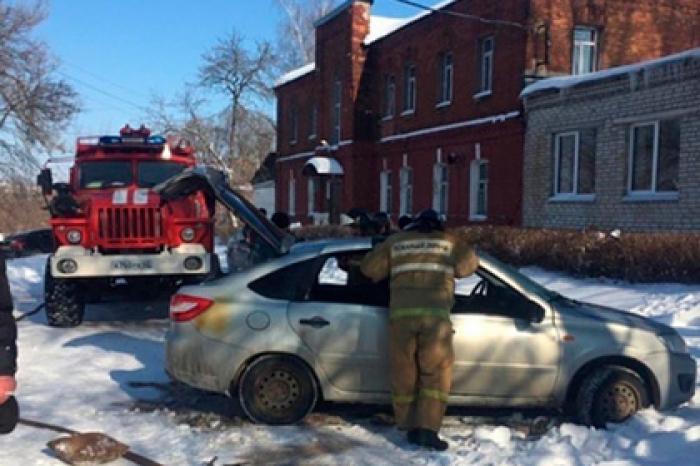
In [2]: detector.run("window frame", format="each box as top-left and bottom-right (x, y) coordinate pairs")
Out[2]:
(308, 105), (318, 140)
(572, 26), (598, 75)
(476, 36), (494, 97)
(289, 106), (298, 145)
(437, 52), (453, 106)
(432, 162), (449, 216)
(402, 63), (416, 115)
(469, 159), (488, 221)
(288, 171), (296, 216)
(331, 78), (342, 145)
(400, 166), (413, 216)
(380, 170), (392, 214)
(626, 120), (680, 200)
(550, 130), (597, 201)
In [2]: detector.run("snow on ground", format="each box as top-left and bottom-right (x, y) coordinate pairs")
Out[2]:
(1, 256), (698, 465)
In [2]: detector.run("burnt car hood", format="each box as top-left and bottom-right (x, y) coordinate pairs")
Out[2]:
(154, 166), (295, 256)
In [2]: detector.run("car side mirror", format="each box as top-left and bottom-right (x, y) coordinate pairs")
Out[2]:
(527, 300), (545, 323)
(37, 169), (53, 196)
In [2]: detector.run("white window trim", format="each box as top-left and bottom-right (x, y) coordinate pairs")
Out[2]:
(573, 26), (598, 75)
(400, 167), (413, 216)
(552, 131), (589, 200)
(380, 170), (392, 213)
(469, 159), (488, 221)
(438, 52), (453, 106)
(289, 108), (298, 145)
(432, 163), (449, 216)
(404, 64), (416, 113)
(332, 79), (342, 145)
(308, 106), (317, 140)
(480, 37), (494, 93)
(627, 120), (677, 197)
(288, 173), (296, 216)
(473, 90), (492, 100)
(383, 75), (396, 119)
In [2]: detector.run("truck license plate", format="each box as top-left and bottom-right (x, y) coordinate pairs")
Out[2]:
(110, 259), (154, 271)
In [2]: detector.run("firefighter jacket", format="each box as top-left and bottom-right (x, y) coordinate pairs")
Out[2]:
(360, 231), (478, 317)
(0, 255), (16, 376)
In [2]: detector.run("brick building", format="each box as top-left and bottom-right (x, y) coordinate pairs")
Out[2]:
(522, 49), (700, 231)
(273, 0), (700, 226)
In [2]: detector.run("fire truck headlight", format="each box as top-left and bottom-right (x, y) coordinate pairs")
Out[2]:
(57, 259), (78, 274)
(180, 227), (196, 242)
(66, 230), (82, 244)
(184, 256), (203, 271)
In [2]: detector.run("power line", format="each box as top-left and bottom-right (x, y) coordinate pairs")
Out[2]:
(55, 70), (148, 111)
(391, 0), (528, 30)
(61, 60), (151, 99)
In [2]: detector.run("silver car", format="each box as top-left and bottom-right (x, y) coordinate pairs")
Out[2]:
(157, 168), (696, 427)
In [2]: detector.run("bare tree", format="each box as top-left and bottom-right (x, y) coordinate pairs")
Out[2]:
(199, 31), (276, 161)
(0, 1), (79, 179)
(274, 0), (338, 71)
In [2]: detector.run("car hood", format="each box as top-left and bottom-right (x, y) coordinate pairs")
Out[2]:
(154, 166), (295, 255)
(558, 297), (671, 335)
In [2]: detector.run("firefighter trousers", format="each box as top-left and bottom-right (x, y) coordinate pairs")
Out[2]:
(388, 313), (454, 432)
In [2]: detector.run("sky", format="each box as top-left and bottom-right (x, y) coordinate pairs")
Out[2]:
(31, 0), (423, 153)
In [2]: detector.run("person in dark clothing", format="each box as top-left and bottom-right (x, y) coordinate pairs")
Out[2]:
(0, 253), (18, 434)
(398, 215), (413, 231)
(373, 212), (392, 236)
(271, 212), (291, 231)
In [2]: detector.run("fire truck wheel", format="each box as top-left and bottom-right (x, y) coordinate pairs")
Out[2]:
(44, 266), (85, 328)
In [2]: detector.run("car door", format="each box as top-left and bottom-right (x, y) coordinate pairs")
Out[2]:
(450, 270), (561, 400)
(288, 252), (391, 394)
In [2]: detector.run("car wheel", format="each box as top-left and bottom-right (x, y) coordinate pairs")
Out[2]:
(574, 366), (649, 428)
(238, 355), (319, 425)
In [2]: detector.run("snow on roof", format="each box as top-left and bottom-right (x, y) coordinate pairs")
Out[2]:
(274, 62), (315, 88)
(521, 47), (700, 98)
(365, 0), (458, 45)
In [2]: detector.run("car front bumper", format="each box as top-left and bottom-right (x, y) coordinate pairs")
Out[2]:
(664, 352), (697, 409)
(50, 244), (210, 278)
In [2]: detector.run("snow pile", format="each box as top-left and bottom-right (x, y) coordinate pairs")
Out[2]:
(521, 47), (700, 98)
(365, 0), (458, 45)
(273, 62), (315, 88)
(1, 257), (698, 465)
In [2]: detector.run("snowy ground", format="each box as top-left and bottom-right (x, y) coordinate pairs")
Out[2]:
(1, 254), (698, 465)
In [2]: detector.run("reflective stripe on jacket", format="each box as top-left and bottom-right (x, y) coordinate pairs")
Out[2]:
(360, 231), (478, 313)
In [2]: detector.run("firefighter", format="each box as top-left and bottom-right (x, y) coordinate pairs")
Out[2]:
(0, 251), (18, 434)
(360, 209), (478, 450)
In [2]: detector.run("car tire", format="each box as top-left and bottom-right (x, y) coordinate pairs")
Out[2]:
(238, 355), (319, 425)
(574, 365), (649, 428)
(44, 263), (85, 328)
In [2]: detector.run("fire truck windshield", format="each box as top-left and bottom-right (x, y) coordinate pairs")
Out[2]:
(137, 161), (187, 188)
(80, 161), (132, 189)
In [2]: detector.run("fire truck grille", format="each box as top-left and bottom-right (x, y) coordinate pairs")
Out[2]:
(98, 207), (162, 244)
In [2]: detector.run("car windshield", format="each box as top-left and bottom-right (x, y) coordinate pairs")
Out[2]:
(137, 161), (187, 188)
(79, 161), (132, 189)
(478, 251), (558, 300)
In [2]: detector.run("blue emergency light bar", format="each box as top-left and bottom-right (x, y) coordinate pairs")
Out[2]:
(97, 135), (167, 145)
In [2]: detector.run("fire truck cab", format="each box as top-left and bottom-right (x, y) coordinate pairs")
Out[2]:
(38, 125), (216, 327)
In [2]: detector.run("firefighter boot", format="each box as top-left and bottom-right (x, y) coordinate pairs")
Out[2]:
(407, 428), (449, 451)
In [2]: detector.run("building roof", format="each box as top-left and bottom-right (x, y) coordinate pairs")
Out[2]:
(274, 62), (316, 89)
(521, 47), (700, 98)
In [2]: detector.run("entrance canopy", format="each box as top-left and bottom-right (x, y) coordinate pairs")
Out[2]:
(303, 156), (344, 176)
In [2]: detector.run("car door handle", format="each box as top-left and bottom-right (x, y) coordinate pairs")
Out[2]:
(299, 316), (330, 328)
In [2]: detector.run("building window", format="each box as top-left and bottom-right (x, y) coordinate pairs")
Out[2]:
(400, 167), (413, 216)
(628, 120), (680, 195)
(403, 64), (416, 114)
(380, 170), (392, 214)
(432, 163), (448, 216)
(477, 36), (494, 95)
(437, 52), (453, 105)
(553, 129), (596, 198)
(309, 105), (317, 140)
(331, 78), (342, 145)
(383, 75), (396, 118)
(307, 177), (317, 214)
(572, 27), (598, 75)
(289, 107), (298, 144)
(288, 171), (296, 216)
(470, 160), (488, 219)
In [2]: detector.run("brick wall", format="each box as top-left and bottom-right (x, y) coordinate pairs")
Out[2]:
(522, 53), (700, 231)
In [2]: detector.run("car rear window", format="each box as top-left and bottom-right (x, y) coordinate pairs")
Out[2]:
(248, 259), (315, 300)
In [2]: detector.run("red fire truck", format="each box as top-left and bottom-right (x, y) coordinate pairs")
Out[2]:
(37, 125), (217, 327)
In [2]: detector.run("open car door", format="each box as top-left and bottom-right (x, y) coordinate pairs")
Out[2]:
(154, 166), (295, 256)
